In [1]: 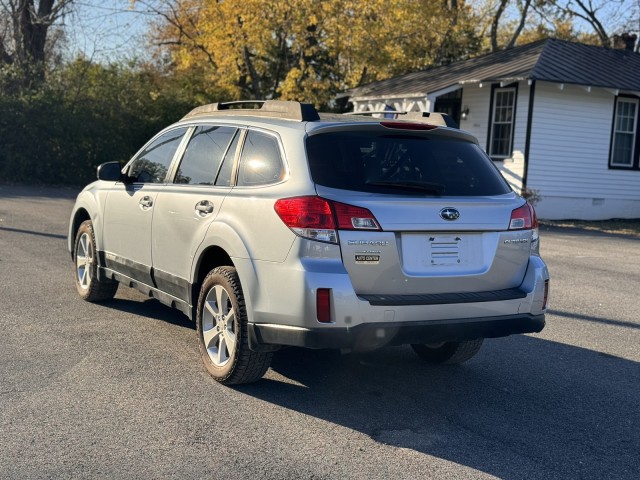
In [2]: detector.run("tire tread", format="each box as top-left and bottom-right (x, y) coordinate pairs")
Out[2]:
(411, 338), (483, 365)
(198, 266), (272, 385)
(74, 220), (118, 302)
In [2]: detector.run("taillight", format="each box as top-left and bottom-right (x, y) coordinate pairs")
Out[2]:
(542, 280), (549, 309)
(509, 203), (538, 230)
(274, 196), (336, 243)
(332, 201), (380, 230)
(274, 196), (381, 243)
(316, 288), (332, 323)
(509, 202), (540, 253)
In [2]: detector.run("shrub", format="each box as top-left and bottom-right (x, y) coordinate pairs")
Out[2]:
(521, 187), (542, 206)
(0, 59), (195, 185)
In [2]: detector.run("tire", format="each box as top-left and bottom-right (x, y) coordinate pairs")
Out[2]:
(73, 220), (119, 302)
(411, 339), (484, 365)
(196, 266), (272, 385)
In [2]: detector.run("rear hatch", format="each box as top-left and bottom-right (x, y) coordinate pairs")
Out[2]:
(306, 125), (536, 296)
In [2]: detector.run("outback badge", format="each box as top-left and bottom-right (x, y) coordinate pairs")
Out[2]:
(440, 207), (460, 221)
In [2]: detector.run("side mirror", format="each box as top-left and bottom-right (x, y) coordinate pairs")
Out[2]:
(97, 162), (123, 182)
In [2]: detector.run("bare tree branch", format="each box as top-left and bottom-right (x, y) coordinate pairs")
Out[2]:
(135, 0), (217, 68)
(490, 0), (509, 51)
(507, 0), (533, 48)
(545, 0), (623, 47)
(572, 0), (610, 46)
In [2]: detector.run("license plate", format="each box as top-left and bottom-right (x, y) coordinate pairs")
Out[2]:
(429, 236), (463, 266)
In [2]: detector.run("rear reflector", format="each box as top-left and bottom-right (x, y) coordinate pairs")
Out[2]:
(316, 288), (332, 323)
(543, 280), (549, 309)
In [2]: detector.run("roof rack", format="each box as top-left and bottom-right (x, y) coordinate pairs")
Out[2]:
(345, 110), (457, 128)
(347, 110), (408, 116)
(182, 100), (320, 122)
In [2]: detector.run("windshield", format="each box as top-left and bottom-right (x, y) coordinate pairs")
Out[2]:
(306, 131), (511, 196)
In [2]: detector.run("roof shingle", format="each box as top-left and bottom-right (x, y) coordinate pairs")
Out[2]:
(347, 39), (640, 101)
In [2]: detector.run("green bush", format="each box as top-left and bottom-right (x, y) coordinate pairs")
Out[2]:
(0, 59), (197, 185)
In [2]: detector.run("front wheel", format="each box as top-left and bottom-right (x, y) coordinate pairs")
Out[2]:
(411, 339), (484, 364)
(73, 220), (118, 302)
(196, 266), (272, 385)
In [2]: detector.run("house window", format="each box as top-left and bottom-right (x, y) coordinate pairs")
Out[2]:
(610, 97), (638, 168)
(434, 90), (462, 126)
(489, 88), (516, 159)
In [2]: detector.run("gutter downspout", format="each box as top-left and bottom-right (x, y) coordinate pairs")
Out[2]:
(522, 80), (536, 191)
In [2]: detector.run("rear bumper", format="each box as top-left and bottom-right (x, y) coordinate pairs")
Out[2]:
(238, 240), (549, 352)
(249, 313), (545, 350)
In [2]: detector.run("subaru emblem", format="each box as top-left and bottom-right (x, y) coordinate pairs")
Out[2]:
(439, 207), (460, 221)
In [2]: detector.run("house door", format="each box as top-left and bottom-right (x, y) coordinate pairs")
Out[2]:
(434, 90), (462, 127)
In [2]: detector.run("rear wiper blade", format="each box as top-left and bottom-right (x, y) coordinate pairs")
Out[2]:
(365, 181), (445, 195)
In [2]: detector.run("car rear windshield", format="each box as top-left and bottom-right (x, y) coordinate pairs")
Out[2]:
(306, 131), (511, 196)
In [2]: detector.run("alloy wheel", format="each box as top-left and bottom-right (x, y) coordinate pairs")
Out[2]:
(76, 232), (93, 290)
(201, 284), (237, 367)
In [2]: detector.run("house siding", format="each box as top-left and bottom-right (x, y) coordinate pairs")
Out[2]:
(460, 82), (530, 193)
(527, 82), (640, 219)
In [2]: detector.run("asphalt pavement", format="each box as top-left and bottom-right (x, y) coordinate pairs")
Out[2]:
(1, 185), (638, 479)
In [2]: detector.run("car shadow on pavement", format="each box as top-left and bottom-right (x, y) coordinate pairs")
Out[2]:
(549, 309), (640, 330)
(0, 226), (67, 240)
(98, 298), (195, 330)
(89, 294), (639, 478)
(237, 336), (639, 480)
(0, 184), (80, 200)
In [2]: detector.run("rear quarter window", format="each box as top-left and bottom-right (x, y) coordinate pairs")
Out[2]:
(306, 131), (510, 196)
(236, 131), (285, 186)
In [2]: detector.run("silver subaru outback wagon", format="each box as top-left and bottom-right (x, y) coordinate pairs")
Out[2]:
(68, 100), (549, 385)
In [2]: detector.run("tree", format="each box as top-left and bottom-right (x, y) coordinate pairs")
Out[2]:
(544, 0), (615, 47)
(0, 0), (73, 84)
(0, 57), (194, 184)
(476, 0), (638, 51)
(486, 0), (534, 51)
(138, 0), (481, 107)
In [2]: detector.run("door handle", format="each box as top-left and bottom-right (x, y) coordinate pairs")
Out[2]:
(195, 200), (214, 216)
(139, 196), (153, 208)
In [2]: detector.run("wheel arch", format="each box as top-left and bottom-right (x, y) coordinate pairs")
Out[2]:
(191, 246), (234, 307)
(69, 208), (91, 259)
(190, 225), (260, 324)
(68, 186), (104, 259)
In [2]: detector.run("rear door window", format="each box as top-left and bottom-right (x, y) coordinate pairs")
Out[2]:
(306, 131), (510, 196)
(174, 126), (237, 185)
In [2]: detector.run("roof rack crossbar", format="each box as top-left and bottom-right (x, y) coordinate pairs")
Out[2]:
(345, 110), (408, 116)
(182, 100), (320, 122)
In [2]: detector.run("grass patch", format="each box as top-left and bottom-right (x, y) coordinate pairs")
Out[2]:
(540, 219), (640, 238)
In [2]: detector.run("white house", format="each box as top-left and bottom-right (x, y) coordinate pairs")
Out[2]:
(346, 39), (640, 220)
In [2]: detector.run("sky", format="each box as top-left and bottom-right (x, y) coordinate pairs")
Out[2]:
(61, 0), (639, 63)
(62, 0), (154, 62)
